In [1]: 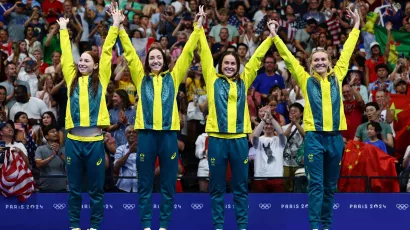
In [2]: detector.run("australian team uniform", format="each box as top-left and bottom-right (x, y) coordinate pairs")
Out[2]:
(274, 28), (360, 230)
(118, 25), (201, 229)
(60, 26), (119, 230)
(196, 26), (275, 230)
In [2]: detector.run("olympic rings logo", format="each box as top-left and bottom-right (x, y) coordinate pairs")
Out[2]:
(259, 203), (271, 210)
(53, 203), (66, 210)
(333, 203), (340, 209)
(191, 203), (204, 210)
(123, 204), (136, 210)
(396, 204), (409, 210)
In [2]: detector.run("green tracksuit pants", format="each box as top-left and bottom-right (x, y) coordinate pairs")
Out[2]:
(304, 131), (344, 230)
(208, 136), (249, 230)
(66, 137), (105, 230)
(137, 130), (179, 229)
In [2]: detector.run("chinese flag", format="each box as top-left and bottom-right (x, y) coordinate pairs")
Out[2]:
(338, 141), (399, 192)
(389, 94), (410, 158)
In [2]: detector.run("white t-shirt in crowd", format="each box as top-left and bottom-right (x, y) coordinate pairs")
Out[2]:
(195, 133), (209, 177)
(18, 71), (38, 96)
(252, 135), (286, 177)
(282, 123), (304, 167)
(9, 97), (50, 120)
(7, 142), (28, 156)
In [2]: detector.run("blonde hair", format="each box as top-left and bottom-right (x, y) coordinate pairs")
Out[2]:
(308, 47), (334, 77)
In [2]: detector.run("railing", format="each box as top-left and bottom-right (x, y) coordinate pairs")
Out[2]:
(35, 175), (407, 193)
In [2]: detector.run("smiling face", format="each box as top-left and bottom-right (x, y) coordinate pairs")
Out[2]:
(78, 52), (98, 75)
(112, 92), (122, 108)
(311, 51), (330, 75)
(342, 84), (353, 101)
(148, 49), (164, 74)
(221, 54), (238, 78)
(263, 121), (274, 135)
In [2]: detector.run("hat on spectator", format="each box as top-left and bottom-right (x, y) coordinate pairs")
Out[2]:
(394, 79), (407, 87)
(347, 66), (364, 80)
(370, 41), (380, 50)
(0, 120), (14, 131)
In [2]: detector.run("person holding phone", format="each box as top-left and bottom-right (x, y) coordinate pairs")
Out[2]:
(56, 5), (121, 230)
(113, 3), (205, 229)
(271, 7), (361, 230)
(0, 120), (29, 166)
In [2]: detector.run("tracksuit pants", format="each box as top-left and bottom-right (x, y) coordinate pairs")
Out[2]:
(66, 135), (105, 230)
(137, 130), (179, 229)
(304, 131), (344, 230)
(208, 136), (249, 230)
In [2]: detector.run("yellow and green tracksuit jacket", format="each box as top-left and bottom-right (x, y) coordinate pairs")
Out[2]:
(273, 28), (360, 132)
(119, 26), (201, 131)
(60, 26), (118, 136)
(196, 27), (274, 139)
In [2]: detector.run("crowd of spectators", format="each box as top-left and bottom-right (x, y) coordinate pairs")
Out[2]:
(0, 0), (410, 194)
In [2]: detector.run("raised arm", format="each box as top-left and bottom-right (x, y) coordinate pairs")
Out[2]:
(98, 26), (119, 86)
(334, 8), (360, 82)
(271, 22), (309, 88)
(118, 27), (144, 86)
(241, 36), (274, 88)
(171, 25), (201, 84)
(198, 28), (215, 83)
(113, 3), (144, 87)
(57, 18), (76, 84)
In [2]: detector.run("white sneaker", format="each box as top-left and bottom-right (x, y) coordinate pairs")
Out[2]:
(143, 228), (151, 230)
(87, 228), (97, 230)
(159, 228), (167, 230)
(72, 228), (81, 230)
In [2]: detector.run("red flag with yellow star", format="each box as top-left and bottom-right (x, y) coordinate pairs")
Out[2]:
(389, 94), (410, 158)
(338, 141), (399, 192)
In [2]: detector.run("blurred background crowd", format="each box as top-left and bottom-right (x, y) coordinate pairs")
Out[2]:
(0, 0), (410, 196)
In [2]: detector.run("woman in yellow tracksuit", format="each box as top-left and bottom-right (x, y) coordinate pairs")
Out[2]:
(272, 9), (361, 230)
(195, 15), (278, 230)
(115, 7), (204, 230)
(57, 10), (121, 230)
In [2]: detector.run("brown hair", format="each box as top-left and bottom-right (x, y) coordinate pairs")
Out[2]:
(70, 51), (100, 97)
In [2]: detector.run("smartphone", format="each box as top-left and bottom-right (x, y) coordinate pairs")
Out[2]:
(0, 140), (5, 148)
(14, 122), (25, 131)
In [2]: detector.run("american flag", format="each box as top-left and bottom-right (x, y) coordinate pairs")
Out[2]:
(0, 150), (34, 202)
(326, 16), (341, 46)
